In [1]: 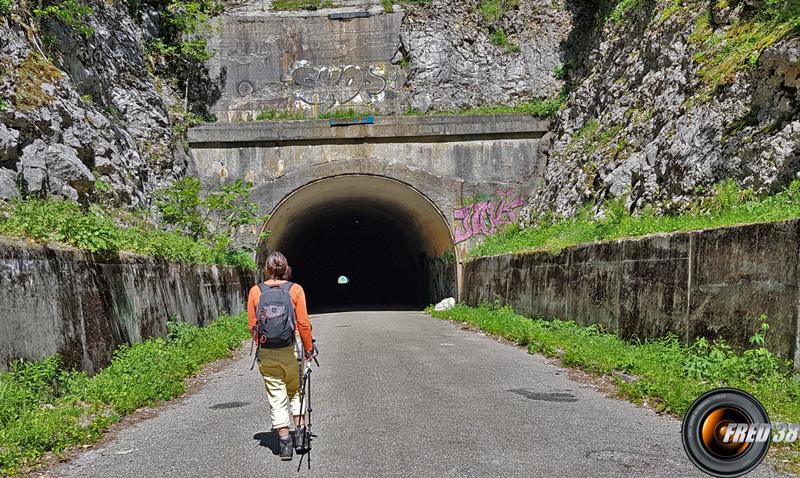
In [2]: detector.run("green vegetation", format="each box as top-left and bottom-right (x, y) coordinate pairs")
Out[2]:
(271, 0), (332, 10)
(0, 0), (13, 15)
(489, 28), (520, 53)
(553, 64), (566, 80)
(382, 0), (393, 13)
(654, 0), (683, 26)
(144, 0), (222, 64)
(318, 108), (376, 119)
(566, 118), (625, 156)
(254, 110), (306, 121)
(469, 179), (800, 258)
(0, 177), (263, 269)
(255, 98), (562, 122)
(407, 96), (563, 118)
(34, 0), (94, 36)
(607, 0), (642, 24)
(429, 304), (800, 464)
(134, 0), (223, 118)
(479, 0), (518, 23)
(0, 313), (249, 476)
(155, 176), (265, 259)
(13, 54), (63, 112)
(689, 0), (800, 92)
(170, 109), (214, 137)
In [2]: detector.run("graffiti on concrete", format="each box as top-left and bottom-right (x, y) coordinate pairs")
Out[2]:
(290, 62), (396, 107)
(453, 189), (525, 243)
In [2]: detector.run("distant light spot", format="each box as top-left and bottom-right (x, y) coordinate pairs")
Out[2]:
(337, 275), (349, 285)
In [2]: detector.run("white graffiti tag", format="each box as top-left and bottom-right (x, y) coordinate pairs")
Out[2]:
(292, 64), (390, 107)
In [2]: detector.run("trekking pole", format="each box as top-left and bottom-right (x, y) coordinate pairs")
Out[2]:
(250, 333), (260, 371)
(297, 348), (319, 472)
(296, 361), (312, 471)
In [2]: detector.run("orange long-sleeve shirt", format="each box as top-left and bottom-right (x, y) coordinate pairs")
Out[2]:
(247, 280), (313, 353)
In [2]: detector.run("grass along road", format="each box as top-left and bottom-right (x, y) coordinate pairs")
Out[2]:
(0, 314), (250, 476)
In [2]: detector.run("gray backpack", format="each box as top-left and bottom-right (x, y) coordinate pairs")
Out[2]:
(255, 282), (296, 348)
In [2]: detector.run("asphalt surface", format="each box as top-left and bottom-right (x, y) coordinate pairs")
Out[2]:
(52, 311), (784, 478)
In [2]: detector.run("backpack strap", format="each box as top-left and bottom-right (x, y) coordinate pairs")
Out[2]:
(279, 281), (294, 291)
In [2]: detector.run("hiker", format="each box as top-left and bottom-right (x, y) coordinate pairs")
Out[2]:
(248, 251), (315, 461)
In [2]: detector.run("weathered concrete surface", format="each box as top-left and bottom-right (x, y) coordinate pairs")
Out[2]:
(188, 114), (549, 144)
(464, 220), (800, 367)
(206, 7), (406, 121)
(189, 115), (549, 258)
(0, 240), (256, 373)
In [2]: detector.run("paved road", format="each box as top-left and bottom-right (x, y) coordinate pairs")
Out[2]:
(52, 311), (783, 477)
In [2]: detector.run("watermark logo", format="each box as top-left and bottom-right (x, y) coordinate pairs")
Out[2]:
(721, 423), (799, 444)
(681, 388), (798, 477)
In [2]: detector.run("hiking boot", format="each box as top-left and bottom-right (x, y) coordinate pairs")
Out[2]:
(279, 437), (293, 461)
(293, 426), (308, 452)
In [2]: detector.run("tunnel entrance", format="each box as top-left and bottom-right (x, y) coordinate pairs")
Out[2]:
(259, 175), (457, 312)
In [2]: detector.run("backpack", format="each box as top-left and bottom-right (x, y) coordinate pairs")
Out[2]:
(255, 281), (296, 348)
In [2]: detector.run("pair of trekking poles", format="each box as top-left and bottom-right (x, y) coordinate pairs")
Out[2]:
(249, 338), (320, 471)
(296, 340), (319, 471)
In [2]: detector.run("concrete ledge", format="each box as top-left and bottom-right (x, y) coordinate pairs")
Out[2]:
(188, 115), (551, 146)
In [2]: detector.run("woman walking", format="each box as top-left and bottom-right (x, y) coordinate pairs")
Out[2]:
(248, 252), (315, 461)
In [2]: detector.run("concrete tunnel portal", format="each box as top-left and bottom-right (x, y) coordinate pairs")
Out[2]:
(258, 175), (457, 312)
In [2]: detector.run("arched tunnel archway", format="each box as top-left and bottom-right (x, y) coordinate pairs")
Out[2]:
(258, 175), (457, 312)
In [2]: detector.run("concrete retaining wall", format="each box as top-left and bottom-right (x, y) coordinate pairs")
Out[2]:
(463, 220), (800, 367)
(0, 240), (256, 373)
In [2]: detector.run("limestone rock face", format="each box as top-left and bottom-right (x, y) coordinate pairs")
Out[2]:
(0, 124), (19, 164)
(0, 1), (186, 206)
(400, 0), (571, 112)
(0, 168), (19, 199)
(523, 2), (800, 221)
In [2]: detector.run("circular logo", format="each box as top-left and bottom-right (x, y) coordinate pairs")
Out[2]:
(237, 80), (254, 97)
(681, 388), (770, 477)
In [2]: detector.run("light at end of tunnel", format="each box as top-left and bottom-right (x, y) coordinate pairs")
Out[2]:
(337, 275), (350, 285)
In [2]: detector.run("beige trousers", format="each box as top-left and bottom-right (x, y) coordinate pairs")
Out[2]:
(258, 345), (302, 429)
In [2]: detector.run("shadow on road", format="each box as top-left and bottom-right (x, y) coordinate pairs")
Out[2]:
(253, 431), (282, 455)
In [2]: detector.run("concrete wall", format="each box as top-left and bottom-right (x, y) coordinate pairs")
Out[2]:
(207, 7), (406, 121)
(463, 220), (800, 367)
(0, 240), (256, 373)
(189, 115), (549, 254)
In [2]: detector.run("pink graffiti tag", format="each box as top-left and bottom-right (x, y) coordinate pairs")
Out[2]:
(453, 189), (525, 243)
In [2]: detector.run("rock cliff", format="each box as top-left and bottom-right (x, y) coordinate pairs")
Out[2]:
(524, 0), (800, 221)
(0, 0), (189, 206)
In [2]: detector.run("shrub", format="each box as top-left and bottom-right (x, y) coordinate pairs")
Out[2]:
(489, 28), (520, 53)
(0, 0), (13, 15)
(34, 0), (95, 36)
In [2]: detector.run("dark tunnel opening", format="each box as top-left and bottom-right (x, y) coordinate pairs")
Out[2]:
(260, 176), (456, 313)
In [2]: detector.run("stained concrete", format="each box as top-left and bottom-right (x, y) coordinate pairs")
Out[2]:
(0, 240), (256, 372)
(463, 220), (800, 367)
(206, 7), (406, 121)
(189, 115), (549, 260)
